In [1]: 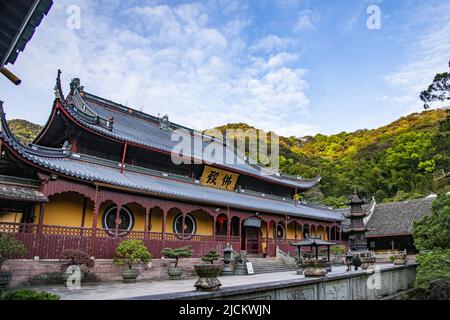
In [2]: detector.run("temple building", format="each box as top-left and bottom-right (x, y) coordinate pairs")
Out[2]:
(365, 197), (434, 254)
(0, 71), (346, 259)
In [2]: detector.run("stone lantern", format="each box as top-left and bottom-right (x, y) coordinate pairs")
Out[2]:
(222, 243), (234, 276)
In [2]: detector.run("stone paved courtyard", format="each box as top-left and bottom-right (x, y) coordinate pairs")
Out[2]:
(28, 265), (386, 300)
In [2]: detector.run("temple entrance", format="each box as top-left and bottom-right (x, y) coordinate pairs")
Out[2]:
(242, 226), (260, 254)
(241, 217), (262, 254)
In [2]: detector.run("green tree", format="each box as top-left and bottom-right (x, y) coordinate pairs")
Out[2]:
(113, 240), (152, 269)
(161, 246), (193, 268)
(413, 195), (450, 251)
(413, 195), (450, 289)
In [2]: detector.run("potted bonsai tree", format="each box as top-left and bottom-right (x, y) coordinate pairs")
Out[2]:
(303, 259), (328, 277)
(60, 249), (95, 282)
(113, 239), (152, 283)
(393, 251), (407, 265)
(0, 234), (26, 289)
(194, 250), (222, 291)
(161, 246), (192, 280)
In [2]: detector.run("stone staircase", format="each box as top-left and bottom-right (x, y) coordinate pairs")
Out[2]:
(246, 257), (295, 274)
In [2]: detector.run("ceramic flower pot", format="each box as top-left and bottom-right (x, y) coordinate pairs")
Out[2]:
(121, 268), (139, 283)
(393, 253), (407, 265)
(167, 266), (183, 280)
(194, 264), (222, 291)
(0, 272), (12, 289)
(302, 260), (328, 277)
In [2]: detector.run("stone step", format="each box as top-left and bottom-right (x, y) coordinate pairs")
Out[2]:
(246, 258), (295, 274)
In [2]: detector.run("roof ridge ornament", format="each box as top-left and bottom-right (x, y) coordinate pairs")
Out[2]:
(54, 69), (63, 100)
(70, 77), (83, 95)
(159, 114), (172, 131)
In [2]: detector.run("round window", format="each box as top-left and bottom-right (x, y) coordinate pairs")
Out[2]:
(173, 213), (196, 239)
(102, 205), (134, 236)
(274, 223), (286, 240)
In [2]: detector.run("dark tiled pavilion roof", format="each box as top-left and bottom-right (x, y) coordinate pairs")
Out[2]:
(366, 198), (434, 237)
(0, 0), (53, 69)
(39, 72), (321, 191)
(0, 183), (47, 203)
(0, 102), (344, 222)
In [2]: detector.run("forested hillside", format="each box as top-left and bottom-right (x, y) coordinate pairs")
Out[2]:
(7, 119), (42, 144)
(7, 108), (450, 208)
(214, 109), (450, 207)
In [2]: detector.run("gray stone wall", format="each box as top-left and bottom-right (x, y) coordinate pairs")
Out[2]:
(213, 265), (416, 300)
(139, 264), (417, 300)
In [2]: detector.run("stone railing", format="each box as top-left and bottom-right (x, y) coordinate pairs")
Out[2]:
(131, 264), (417, 300)
(276, 246), (297, 268)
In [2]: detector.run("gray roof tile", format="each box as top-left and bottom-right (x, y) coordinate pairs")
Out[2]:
(366, 198), (434, 236)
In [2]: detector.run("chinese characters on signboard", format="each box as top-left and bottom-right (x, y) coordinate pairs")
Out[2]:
(200, 166), (239, 191)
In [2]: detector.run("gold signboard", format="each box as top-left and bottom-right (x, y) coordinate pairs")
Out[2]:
(201, 166), (239, 191)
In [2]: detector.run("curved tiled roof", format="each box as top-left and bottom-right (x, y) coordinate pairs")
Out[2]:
(366, 198), (434, 237)
(0, 102), (343, 222)
(40, 71), (321, 191)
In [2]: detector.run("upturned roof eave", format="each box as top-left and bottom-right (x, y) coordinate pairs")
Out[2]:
(35, 71), (321, 191)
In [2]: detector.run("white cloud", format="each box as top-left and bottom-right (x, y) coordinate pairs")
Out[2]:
(294, 9), (319, 32)
(250, 35), (291, 52)
(0, 0), (313, 138)
(384, 2), (450, 111)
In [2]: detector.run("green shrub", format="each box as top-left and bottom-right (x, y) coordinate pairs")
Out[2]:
(330, 245), (346, 256)
(60, 249), (95, 272)
(21, 271), (101, 287)
(389, 256), (395, 263)
(113, 240), (152, 269)
(415, 248), (450, 289)
(161, 246), (193, 267)
(202, 250), (220, 264)
(0, 233), (26, 271)
(3, 289), (60, 300)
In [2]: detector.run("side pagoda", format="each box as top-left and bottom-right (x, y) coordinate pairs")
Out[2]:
(344, 192), (369, 252)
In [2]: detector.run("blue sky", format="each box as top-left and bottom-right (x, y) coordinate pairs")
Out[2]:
(0, 0), (449, 136)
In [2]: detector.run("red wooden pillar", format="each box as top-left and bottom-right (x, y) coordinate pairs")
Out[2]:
(284, 215), (288, 245)
(36, 203), (45, 235)
(295, 222), (298, 240)
(120, 143), (128, 174)
(80, 197), (88, 236)
(90, 187), (100, 257)
(212, 215), (216, 242)
(115, 205), (122, 238)
(227, 208), (231, 242)
(162, 211), (167, 246)
(181, 213), (186, 240)
(275, 221), (278, 250)
(144, 208), (150, 239)
(33, 203), (46, 258)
